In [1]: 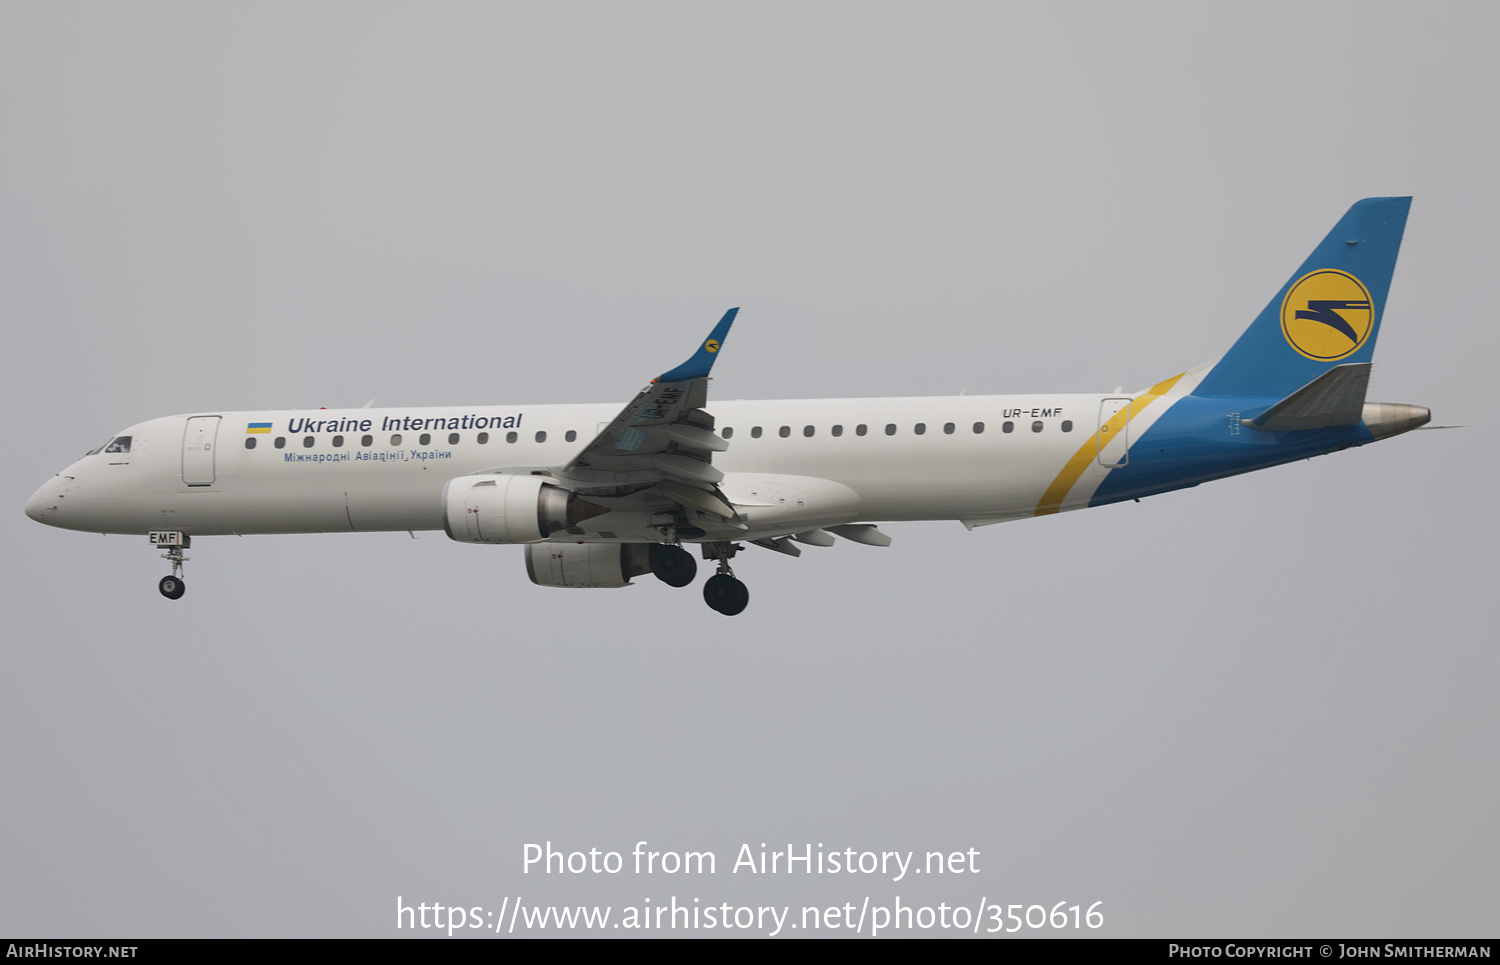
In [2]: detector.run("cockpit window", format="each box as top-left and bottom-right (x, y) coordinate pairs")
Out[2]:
(103, 436), (132, 454)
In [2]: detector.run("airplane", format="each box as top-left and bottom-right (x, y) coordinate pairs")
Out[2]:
(25, 198), (1433, 615)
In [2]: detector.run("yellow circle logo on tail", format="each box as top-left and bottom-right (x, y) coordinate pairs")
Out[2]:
(704, 339), (720, 353)
(1281, 269), (1374, 361)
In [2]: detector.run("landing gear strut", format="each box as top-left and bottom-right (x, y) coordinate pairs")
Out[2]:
(700, 541), (749, 616)
(649, 543), (697, 587)
(157, 536), (189, 600)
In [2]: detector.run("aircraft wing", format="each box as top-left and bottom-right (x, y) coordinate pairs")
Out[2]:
(559, 309), (740, 519)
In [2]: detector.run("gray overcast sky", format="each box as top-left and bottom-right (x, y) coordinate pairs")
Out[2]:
(2, 1), (1495, 938)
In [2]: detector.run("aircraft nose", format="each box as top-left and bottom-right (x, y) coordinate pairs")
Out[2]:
(25, 479), (59, 524)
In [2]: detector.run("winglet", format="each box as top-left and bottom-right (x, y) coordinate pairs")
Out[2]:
(656, 308), (738, 383)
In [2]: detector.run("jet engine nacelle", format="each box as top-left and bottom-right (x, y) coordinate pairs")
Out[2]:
(441, 473), (607, 544)
(525, 542), (652, 588)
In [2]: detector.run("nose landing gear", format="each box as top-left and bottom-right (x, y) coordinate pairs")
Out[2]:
(152, 532), (190, 600)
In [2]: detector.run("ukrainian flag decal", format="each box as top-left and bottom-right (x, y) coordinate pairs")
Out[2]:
(246, 422), (273, 434)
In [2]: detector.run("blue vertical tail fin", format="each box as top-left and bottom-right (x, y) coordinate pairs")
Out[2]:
(1193, 197), (1411, 400)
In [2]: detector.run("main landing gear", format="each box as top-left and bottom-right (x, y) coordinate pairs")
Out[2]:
(649, 540), (750, 615)
(703, 573), (749, 616)
(700, 541), (748, 616)
(648, 543), (697, 587)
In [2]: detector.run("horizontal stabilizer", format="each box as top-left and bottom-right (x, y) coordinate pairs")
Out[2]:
(1244, 363), (1370, 431)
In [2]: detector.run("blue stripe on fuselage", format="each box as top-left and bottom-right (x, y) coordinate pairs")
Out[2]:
(1088, 395), (1375, 507)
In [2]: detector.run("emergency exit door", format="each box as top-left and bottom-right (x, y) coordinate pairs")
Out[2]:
(1096, 398), (1132, 469)
(182, 416), (221, 486)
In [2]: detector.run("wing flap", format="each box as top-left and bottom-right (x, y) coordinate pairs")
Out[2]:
(651, 452), (724, 484)
(560, 309), (739, 519)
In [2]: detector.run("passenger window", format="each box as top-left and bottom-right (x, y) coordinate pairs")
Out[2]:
(275, 437), (286, 449)
(419, 433), (431, 446)
(1061, 420), (1073, 432)
(333, 435), (344, 448)
(943, 422), (955, 434)
(506, 431), (518, 443)
(831, 425), (843, 437)
(914, 423), (926, 435)
(722, 427), (734, 439)
(104, 436), (132, 454)
(1032, 420), (1044, 433)
(803, 425), (814, 437)
(362, 435), (373, 447)
(856, 424), (868, 436)
(779, 426), (790, 438)
(303, 436), (314, 448)
(1002, 421), (1014, 433)
(449, 432), (460, 445)
(751, 427), (763, 438)
(535, 431), (547, 443)
(244, 437), (256, 450)
(391, 434), (402, 446)
(973, 422), (985, 434)
(885, 424), (896, 436)
(477, 432), (489, 444)
(565, 430), (577, 442)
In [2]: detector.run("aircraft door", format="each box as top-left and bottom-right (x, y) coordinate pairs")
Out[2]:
(182, 416), (221, 486)
(1096, 398), (1131, 469)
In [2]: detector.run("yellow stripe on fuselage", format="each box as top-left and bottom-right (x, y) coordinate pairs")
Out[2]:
(1034, 372), (1185, 516)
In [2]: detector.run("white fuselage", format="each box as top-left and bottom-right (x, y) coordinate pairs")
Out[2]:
(25, 391), (1167, 540)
